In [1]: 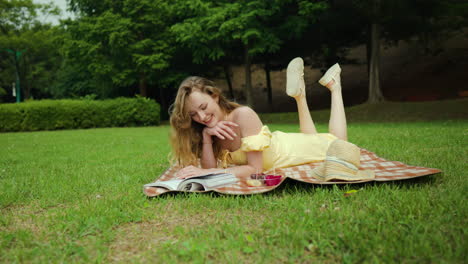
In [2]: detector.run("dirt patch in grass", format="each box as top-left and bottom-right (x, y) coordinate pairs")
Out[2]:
(107, 221), (177, 262)
(0, 203), (70, 236)
(2, 204), (48, 233)
(107, 208), (268, 262)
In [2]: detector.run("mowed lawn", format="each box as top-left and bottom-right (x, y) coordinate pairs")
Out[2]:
(0, 103), (467, 263)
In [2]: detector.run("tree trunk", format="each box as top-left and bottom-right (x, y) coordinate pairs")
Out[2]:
(158, 86), (168, 120)
(223, 64), (234, 99)
(13, 53), (21, 102)
(264, 60), (273, 112)
(243, 43), (254, 107)
(23, 55), (31, 100)
(367, 22), (385, 103)
(138, 72), (148, 97)
(366, 24), (371, 75)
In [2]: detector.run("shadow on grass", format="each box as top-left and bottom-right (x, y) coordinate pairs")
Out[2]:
(147, 173), (439, 200)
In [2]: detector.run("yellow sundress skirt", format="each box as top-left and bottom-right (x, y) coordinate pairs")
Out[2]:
(222, 126), (337, 171)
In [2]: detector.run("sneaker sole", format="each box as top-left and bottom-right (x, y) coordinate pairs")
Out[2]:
(286, 57), (304, 97)
(318, 63), (341, 86)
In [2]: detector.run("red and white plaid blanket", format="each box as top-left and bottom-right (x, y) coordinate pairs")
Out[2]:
(143, 148), (441, 197)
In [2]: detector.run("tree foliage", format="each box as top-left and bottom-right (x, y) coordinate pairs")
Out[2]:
(321, 0), (468, 103)
(0, 0), (61, 101)
(61, 0), (176, 99)
(1, 0), (466, 109)
(171, 0), (327, 108)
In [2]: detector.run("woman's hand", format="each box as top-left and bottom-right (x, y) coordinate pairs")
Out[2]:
(176, 165), (208, 179)
(203, 121), (238, 141)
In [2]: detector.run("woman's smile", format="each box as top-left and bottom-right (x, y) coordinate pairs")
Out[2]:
(203, 114), (213, 125)
(185, 90), (223, 127)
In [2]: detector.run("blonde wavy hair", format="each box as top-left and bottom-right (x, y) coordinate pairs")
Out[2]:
(169, 76), (240, 167)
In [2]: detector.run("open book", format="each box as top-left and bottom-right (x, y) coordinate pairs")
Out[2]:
(143, 171), (238, 191)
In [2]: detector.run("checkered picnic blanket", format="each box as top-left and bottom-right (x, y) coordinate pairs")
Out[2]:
(143, 148), (441, 197)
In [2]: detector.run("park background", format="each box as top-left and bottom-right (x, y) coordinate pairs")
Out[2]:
(1, 0), (467, 115)
(1, 0), (467, 263)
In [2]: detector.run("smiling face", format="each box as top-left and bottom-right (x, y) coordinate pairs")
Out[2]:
(185, 90), (224, 127)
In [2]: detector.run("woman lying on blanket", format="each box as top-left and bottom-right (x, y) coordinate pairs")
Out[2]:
(170, 57), (349, 180)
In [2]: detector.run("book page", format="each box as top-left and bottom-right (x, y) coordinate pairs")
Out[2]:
(181, 170), (226, 180)
(144, 179), (183, 190)
(178, 182), (205, 191)
(144, 172), (237, 191)
(185, 173), (238, 190)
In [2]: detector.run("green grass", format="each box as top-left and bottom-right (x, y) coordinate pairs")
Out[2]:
(0, 101), (467, 263)
(260, 98), (468, 123)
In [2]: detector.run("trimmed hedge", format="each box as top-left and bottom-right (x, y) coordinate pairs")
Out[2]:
(0, 96), (160, 132)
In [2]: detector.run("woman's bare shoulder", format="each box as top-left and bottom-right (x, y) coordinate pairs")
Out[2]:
(231, 106), (257, 117)
(231, 106), (263, 136)
(230, 106), (261, 122)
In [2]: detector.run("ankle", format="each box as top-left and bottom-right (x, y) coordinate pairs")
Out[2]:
(330, 88), (343, 99)
(330, 81), (343, 92)
(294, 93), (307, 101)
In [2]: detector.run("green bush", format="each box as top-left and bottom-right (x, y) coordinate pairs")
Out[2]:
(0, 96), (160, 132)
(0, 87), (7, 103)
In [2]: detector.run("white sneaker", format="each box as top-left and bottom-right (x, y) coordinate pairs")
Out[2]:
(318, 63), (341, 91)
(286, 57), (305, 97)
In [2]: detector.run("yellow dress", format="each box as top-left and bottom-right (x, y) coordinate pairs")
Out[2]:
(222, 126), (337, 170)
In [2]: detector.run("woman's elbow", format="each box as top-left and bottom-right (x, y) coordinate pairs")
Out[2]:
(202, 164), (217, 169)
(248, 164), (263, 174)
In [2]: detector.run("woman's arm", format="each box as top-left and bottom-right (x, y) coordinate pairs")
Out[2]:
(229, 107), (264, 179)
(178, 107), (263, 179)
(200, 132), (217, 168)
(200, 121), (238, 169)
(177, 155), (262, 179)
(222, 152), (263, 179)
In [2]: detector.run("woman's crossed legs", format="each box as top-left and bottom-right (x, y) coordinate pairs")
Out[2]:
(286, 58), (348, 141)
